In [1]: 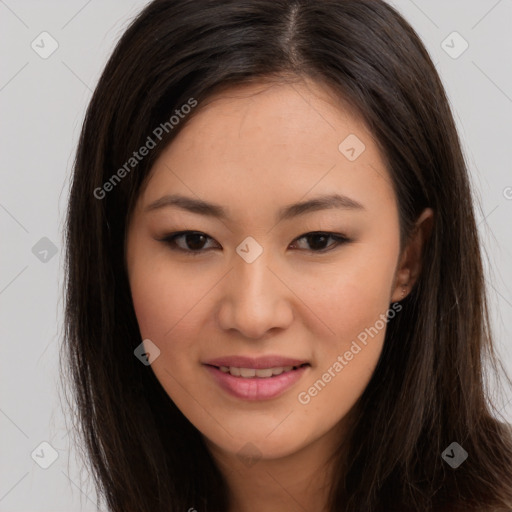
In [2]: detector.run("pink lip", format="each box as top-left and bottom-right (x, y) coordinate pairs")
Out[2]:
(203, 357), (310, 401)
(203, 355), (308, 369)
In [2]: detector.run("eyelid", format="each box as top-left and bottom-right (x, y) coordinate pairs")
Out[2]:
(289, 232), (350, 251)
(158, 230), (351, 255)
(158, 231), (219, 256)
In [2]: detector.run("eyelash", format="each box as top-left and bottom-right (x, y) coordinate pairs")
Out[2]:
(158, 230), (351, 256)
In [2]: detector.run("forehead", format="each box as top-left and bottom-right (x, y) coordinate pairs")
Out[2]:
(139, 79), (397, 222)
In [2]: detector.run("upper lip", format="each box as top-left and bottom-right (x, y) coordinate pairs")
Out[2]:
(203, 355), (310, 369)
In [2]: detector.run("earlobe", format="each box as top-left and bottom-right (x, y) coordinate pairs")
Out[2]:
(391, 267), (411, 303)
(390, 207), (434, 303)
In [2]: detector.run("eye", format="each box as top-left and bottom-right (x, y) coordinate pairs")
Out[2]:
(158, 230), (351, 255)
(159, 231), (219, 255)
(290, 232), (350, 252)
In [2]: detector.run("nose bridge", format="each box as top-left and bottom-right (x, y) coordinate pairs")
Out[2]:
(231, 232), (277, 295)
(217, 244), (293, 338)
(235, 247), (273, 296)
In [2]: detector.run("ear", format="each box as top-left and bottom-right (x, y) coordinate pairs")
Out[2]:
(390, 208), (434, 303)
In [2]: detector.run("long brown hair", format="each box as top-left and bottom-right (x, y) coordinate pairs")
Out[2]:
(61, 0), (512, 510)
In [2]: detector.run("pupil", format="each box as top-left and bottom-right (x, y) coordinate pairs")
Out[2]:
(308, 234), (328, 250)
(187, 233), (206, 250)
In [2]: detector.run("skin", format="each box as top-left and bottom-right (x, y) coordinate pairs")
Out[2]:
(125, 77), (433, 512)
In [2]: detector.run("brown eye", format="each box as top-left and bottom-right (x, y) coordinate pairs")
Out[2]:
(290, 232), (350, 252)
(161, 231), (218, 255)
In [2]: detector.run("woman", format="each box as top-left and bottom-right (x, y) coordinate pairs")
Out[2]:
(61, 0), (512, 510)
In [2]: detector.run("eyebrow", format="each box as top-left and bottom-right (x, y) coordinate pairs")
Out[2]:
(144, 192), (365, 221)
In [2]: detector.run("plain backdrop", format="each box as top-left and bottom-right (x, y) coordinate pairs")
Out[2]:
(1, 0), (511, 510)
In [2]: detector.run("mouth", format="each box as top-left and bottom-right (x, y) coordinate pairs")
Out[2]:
(205, 363), (310, 378)
(202, 360), (311, 401)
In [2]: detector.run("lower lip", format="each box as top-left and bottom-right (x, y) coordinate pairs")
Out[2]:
(204, 364), (309, 401)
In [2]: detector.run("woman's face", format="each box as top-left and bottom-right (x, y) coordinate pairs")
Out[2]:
(125, 79), (407, 462)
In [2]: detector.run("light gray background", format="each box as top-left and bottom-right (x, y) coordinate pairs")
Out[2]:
(1, 1), (511, 510)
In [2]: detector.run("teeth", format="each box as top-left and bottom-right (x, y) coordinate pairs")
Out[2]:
(218, 365), (303, 378)
(240, 367), (256, 378)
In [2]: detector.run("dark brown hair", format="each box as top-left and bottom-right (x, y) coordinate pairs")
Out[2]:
(61, 0), (512, 510)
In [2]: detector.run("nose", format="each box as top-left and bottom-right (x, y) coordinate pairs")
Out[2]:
(216, 251), (294, 340)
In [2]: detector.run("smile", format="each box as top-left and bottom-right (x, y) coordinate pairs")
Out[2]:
(204, 363), (310, 400)
(217, 364), (308, 378)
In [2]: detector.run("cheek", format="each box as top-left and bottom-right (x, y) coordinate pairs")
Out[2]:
(294, 242), (397, 406)
(299, 248), (397, 349)
(128, 257), (221, 367)
(130, 268), (181, 340)
(128, 237), (196, 336)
